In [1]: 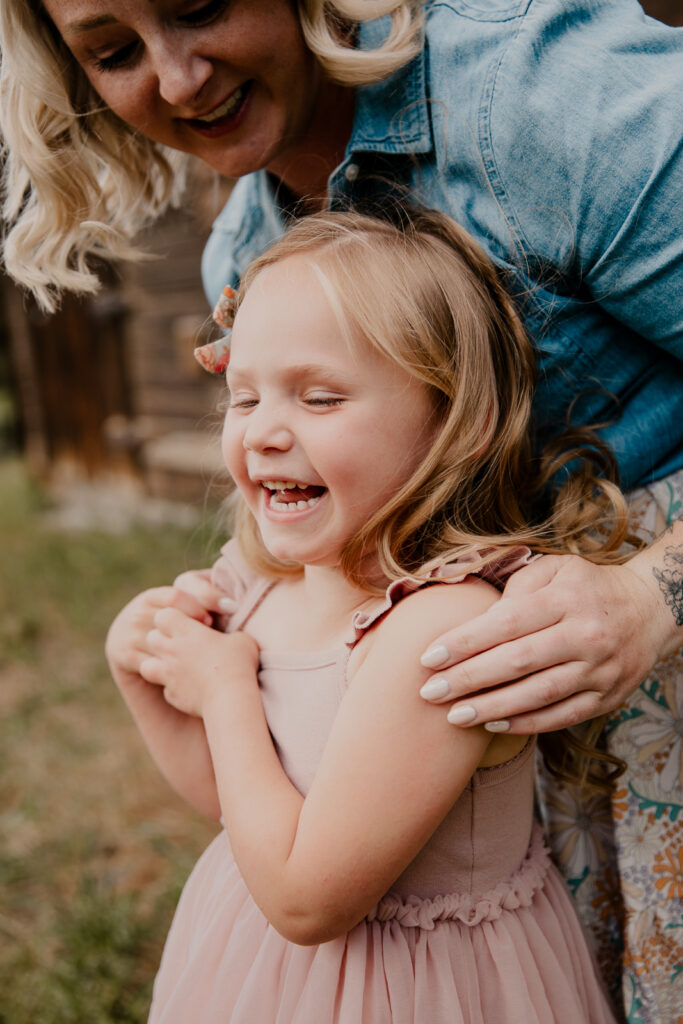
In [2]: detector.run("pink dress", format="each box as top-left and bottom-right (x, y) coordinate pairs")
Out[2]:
(149, 541), (617, 1024)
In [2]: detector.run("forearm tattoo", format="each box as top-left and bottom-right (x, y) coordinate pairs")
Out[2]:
(652, 545), (683, 626)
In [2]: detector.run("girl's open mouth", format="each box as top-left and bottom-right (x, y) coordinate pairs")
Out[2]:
(186, 82), (253, 137)
(261, 481), (326, 512)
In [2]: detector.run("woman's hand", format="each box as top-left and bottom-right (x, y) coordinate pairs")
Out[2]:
(105, 586), (214, 677)
(418, 553), (672, 733)
(140, 609), (259, 718)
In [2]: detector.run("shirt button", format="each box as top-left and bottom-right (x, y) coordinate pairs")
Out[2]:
(344, 163), (360, 183)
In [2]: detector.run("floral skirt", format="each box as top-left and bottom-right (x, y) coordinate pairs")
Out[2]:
(536, 468), (683, 1024)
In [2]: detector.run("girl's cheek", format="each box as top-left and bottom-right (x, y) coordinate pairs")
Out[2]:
(222, 428), (251, 496)
(221, 424), (239, 472)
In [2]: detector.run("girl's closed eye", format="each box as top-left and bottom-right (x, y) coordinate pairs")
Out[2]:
(303, 393), (345, 408)
(229, 394), (259, 410)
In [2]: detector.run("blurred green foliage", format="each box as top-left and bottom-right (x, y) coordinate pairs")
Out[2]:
(0, 459), (222, 1023)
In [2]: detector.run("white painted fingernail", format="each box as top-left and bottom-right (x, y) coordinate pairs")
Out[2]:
(218, 597), (237, 613)
(420, 644), (451, 668)
(485, 720), (511, 733)
(447, 705), (477, 725)
(419, 677), (451, 700)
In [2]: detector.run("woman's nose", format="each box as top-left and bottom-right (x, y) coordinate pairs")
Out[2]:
(151, 37), (213, 109)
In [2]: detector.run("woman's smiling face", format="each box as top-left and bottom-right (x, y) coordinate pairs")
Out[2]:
(42, 0), (334, 181)
(222, 256), (437, 571)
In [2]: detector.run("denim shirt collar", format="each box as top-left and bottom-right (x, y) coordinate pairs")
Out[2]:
(223, 21), (433, 284)
(348, 18), (433, 156)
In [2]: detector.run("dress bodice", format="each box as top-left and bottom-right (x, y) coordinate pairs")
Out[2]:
(214, 541), (541, 910)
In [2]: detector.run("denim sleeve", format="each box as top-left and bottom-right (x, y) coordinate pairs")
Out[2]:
(484, 2), (683, 355)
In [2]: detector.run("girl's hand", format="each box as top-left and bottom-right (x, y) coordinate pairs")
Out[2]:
(140, 609), (259, 717)
(418, 553), (669, 733)
(105, 587), (214, 677)
(173, 569), (238, 618)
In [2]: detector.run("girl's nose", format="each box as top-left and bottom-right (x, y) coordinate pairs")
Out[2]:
(151, 38), (213, 109)
(242, 410), (294, 454)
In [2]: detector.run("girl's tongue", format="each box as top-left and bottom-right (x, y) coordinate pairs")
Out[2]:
(277, 485), (324, 503)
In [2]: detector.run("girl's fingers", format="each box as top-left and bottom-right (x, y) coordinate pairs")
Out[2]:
(153, 605), (204, 637)
(145, 627), (167, 652)
(441, 665), (605, 734)
(117, 647), (149, 675)
(135, 586), (214, 627)
(419, 588), (563, 672)
(173, 570), (230, 615)
(164, 587), (214, 626)
(139, 655), (164, 685)
(147, 619), (189, 650)
(131, 642), (159, 673)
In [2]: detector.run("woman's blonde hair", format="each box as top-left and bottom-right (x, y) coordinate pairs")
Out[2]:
(0, 1), (422, 311)
(299, 1), (423, 86)
(229, 206), (633, 790)
(0, 0), (191, 313)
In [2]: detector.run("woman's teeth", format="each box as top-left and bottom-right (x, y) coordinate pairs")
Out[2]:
(194, 86), (245, 124)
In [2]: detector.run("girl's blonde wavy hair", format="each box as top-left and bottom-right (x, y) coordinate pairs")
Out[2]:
(0, 0), (422, 312)
(229, 206), (633, 790)
(234, 207), (631, 585)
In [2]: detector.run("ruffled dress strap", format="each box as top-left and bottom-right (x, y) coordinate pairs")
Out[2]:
(347, 546), (538, 645)
(210, 538), (276, 632)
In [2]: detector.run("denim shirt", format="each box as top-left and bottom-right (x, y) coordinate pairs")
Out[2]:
(202, 0), (683, 491)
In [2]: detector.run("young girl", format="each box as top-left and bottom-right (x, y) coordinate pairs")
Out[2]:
(106, 209), (622, 1023)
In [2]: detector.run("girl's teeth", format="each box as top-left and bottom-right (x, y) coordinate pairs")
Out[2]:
(268, 493), (320, 511)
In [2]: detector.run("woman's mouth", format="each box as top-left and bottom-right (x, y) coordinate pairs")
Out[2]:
(261, 481), (326, 512)
(186, 82), (252, 136)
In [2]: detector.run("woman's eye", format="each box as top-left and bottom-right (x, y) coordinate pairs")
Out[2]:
(179, 0), (229, 26)
(92, 41), (138, 72)
(90, 0), (227, 72)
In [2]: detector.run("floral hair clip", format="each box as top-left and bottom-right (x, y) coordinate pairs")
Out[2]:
(193, 284), (237, 374)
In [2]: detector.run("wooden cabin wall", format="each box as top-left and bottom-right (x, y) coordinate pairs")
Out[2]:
(2, 274), (132, 479)
(2, 182), (230, 502)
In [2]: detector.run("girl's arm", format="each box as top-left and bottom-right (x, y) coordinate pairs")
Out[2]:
(144, 580), (506, 945)
(105, 587), (223, 820)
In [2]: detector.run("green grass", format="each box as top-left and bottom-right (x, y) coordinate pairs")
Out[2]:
(0, 460), (222, 1023)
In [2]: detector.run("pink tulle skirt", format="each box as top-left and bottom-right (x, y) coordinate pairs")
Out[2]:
(149, 826), (617, 1024)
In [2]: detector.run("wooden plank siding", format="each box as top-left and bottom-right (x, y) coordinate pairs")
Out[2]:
(3, 193), (229, 502)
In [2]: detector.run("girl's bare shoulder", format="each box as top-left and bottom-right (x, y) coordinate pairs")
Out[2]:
(349, 576), (499, 678)
(376, 576), (498, 645)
